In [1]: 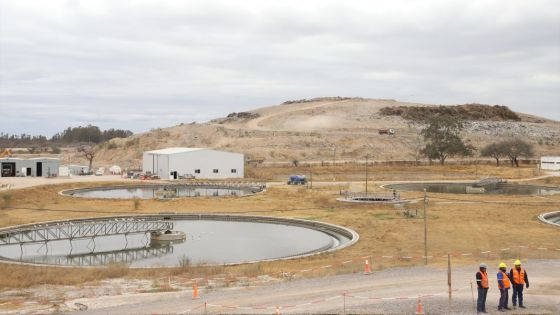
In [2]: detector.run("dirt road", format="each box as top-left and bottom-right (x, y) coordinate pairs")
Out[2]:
(66, 260), (560, 314)
(244, 99), (352, 131)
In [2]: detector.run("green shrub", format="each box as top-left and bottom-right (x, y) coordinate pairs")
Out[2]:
(379, 104), (521, 122)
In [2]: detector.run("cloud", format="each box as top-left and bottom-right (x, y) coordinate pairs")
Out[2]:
(0, 0), (558, 135)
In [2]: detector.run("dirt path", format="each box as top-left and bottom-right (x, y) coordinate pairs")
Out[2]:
(64, 260), (560, 314)
(244, 100), (352, 131)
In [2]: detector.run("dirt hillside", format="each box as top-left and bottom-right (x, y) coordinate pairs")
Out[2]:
(85, 97), (560, 169)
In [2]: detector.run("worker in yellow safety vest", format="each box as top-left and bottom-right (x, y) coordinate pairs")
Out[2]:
(497, 262), (511, 312)
(475, 263), (489, 313)
(509, 259), (529, 308)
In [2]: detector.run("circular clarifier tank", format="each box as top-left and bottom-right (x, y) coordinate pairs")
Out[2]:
(60, 184), (265, 199)
(539, 211), (560, 227)
(384, 182), (560, 195)
(0, 214), (358, 268)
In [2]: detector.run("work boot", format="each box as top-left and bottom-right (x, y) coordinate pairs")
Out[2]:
(504, 307), (512, 310)
(519, 305), (526, 309)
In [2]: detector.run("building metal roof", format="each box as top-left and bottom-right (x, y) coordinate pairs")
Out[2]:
(28, 157), (60, 161)
(144, 147), (243, 156)
(144, 147), (207, 155)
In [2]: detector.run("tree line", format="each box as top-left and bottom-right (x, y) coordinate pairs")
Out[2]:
(0, 125), (133, 148)
(418, 115), (533, 167)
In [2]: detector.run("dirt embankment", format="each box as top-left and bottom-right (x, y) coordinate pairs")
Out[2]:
(53, 98), (559, 169)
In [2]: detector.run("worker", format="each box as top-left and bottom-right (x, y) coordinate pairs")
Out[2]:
(497, 262), (511, 311)
(509, 259), (529, 308)
(475, 263), (489, 313)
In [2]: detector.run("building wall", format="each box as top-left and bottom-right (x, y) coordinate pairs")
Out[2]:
(142, 152), (169, 178)
(541, 156), (560, 171)
(168, 150), (244, 179)
(35, 159), (59, 177)
(142, 149), (244, 179)
(0, 158), (59, 177)
(67, 165), (90, 175)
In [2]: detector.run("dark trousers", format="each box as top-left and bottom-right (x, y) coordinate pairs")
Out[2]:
(498, 288), (509, 309)
(512, 284), (524, 306)
(477, 287), (488, 312)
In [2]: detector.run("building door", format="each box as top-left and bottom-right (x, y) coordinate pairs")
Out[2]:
(1, 163), (16, 177)
(26, 168), (32, 176)
(36, 162), (43, 177)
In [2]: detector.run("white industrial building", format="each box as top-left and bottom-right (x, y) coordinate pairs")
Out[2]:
(143, 148), (244, 179)
(541, 156), (560, 171)
(0, 157), (59, 177)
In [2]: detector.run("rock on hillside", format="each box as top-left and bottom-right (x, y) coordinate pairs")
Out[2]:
(80, 98), (560, 169)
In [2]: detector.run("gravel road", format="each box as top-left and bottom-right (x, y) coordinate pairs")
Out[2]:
(66, 260), (560, 314)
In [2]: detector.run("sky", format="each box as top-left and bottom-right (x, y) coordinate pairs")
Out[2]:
(0, 0), (559, 136)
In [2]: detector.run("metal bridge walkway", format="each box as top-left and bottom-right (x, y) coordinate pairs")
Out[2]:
(0, 218), (173, 245)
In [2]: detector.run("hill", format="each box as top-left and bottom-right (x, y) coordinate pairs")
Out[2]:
(83, 98), (560, 168)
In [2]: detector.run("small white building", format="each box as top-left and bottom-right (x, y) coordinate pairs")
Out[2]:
(541, 156), (560, 171)
(67, 165), (90, 175)
(143, 147), (244, 180)
(0, 157), (59, 177)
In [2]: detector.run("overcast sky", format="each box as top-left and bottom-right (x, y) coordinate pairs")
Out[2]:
(0, 0), (559, 136)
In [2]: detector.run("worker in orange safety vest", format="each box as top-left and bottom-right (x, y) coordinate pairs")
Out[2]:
(475, 263), (489, 313)
(497, 262), (511, 312)
(509, 259), (529, 308)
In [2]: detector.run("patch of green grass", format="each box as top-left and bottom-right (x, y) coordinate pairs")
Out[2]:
(371, 212), (394, 220)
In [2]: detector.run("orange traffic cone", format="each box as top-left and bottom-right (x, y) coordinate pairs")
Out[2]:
(192, 282), (199, 299)
(415, 299), (424, 315)
(364, 259), (372, 275)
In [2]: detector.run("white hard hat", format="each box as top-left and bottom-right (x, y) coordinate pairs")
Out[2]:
(479, 263), (487, 269)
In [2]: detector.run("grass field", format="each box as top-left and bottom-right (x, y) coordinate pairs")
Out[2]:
(245, 163), (540, 181)
(0, 165), (558, 290)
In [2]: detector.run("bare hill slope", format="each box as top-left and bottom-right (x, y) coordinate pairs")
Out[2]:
(90, 98), (560, 168)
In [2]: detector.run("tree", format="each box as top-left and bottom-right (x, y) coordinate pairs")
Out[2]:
(481, 142), (507, 166)
(501, 139), (534, 167)
(77, 145), (98, 171)
(51, 125), (133, 144)
(420, 115), (474, 165)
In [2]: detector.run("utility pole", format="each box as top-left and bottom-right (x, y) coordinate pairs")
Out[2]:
(423, 188), (428, 265)
(448, 254), (452, 310)
(365, 154), (369, 194)
(332, 147), (336, 181)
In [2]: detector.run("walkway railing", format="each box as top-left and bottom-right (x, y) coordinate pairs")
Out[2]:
(0, 218), (173, 245)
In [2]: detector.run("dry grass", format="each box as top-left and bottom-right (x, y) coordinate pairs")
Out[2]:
(0, 263), (129, 289)
(0, 165), (558, 289)
(246, 164), (538, 181)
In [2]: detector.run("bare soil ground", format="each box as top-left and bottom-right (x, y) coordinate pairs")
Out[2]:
(76, 98), (560, 168)
(4, 260), (557, 314)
